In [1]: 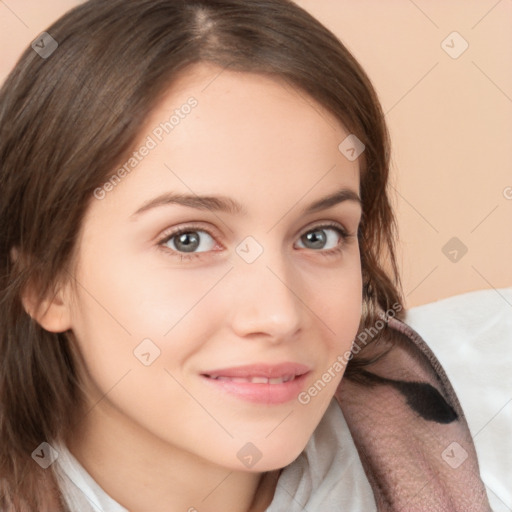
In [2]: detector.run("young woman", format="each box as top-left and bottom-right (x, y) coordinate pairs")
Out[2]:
(0, 0), (491, 510)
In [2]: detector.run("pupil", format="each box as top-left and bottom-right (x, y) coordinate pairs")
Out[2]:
(304, 230), (326, 249)
(176, 232), (199, 252)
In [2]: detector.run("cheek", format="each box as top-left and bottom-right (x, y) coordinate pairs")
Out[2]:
(67, 253), (235, 418)
(313, 252), (363, 349)
(333, 272), (363, 344)
(71, 241), (228, 342)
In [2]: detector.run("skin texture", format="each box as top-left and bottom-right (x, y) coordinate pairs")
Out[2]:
(35, 64), (363, 512)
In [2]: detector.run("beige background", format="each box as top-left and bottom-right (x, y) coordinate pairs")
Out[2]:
(1, 0), (511, 308)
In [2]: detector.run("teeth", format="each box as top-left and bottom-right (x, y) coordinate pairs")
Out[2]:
(210, 375), (296, 384)
(231, 377), (250, 383)
(251, 377), (269, 384)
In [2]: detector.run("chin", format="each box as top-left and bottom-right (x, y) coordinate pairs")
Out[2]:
(233, 434), (311, 474)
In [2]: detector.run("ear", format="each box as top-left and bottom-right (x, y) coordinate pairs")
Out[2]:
(22, 285), (73, 333)
(11, 247), (73, 333)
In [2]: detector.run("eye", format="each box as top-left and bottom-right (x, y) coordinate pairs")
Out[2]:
(160, 227), (217, 255)
(295, 223), (348, 253)
(157, 221), (351, 262)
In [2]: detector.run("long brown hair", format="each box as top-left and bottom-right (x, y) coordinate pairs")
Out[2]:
(0, 0), (402, 508)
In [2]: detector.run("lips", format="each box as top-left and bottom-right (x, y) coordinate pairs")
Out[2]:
(200, 362), (311, 404)
(202, 362), (311, 381)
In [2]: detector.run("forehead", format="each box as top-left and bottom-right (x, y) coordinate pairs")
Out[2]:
(90, 63), (360, 221)
(148, 62), (353, 164)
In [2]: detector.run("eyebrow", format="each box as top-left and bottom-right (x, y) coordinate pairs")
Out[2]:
(130, 188), (361, 219)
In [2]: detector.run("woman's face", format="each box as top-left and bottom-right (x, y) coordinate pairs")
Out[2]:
(63, 63), (363, 472)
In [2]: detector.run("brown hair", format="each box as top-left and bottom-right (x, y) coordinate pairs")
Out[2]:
(0, 0), (402, 508)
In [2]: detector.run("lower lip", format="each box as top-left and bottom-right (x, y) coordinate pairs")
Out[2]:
(201, 373), (310, 404)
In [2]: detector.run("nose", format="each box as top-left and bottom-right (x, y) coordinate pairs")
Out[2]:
(227, 248), (303, 342)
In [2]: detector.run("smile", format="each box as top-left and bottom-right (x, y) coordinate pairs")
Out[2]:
(200, 363), (311, 404)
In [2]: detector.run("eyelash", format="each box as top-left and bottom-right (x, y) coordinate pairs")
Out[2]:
(157, 222), (352, 262)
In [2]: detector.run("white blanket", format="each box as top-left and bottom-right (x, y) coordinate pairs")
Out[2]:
(405, 288), (512, 512)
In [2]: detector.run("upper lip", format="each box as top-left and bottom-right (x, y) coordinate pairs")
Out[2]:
(202, 362), (311, 379)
